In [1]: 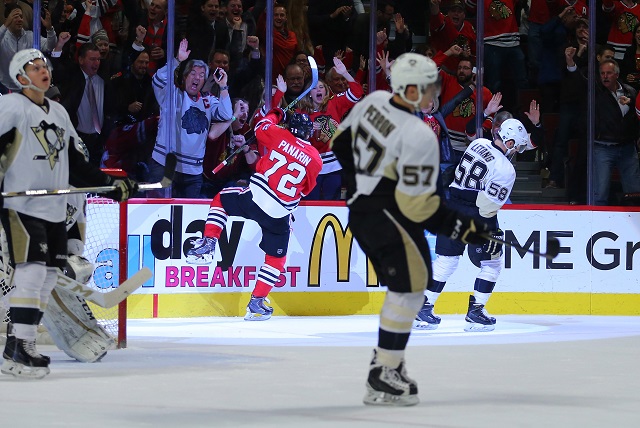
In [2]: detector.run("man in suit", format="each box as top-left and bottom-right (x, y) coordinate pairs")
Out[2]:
(51, 39), (116, 166)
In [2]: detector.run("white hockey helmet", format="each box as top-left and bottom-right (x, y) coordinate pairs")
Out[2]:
(9, 48), (51, 92)
(390, 52), (439, 109)
(497, 118), (529, 156)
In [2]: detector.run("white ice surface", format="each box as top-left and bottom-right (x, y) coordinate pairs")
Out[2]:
(3, 315), (640, 428)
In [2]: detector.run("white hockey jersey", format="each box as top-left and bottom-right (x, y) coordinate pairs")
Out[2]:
(333, 90), (442, 224)
(0, 94), (84, 223)
(152, 59), (233, 175)
(450, 138), (516, 218)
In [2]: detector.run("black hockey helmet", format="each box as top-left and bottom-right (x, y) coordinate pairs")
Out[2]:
(287, 112), (313, 140)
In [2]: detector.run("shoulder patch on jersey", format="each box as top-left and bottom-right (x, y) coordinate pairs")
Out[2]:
(66, 202), (78, 227)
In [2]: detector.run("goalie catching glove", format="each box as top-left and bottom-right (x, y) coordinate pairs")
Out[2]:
(103, 177), (138, 202)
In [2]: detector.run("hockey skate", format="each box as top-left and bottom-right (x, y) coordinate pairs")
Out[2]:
(1, 338), (50, 379)
(244, 295), (273, 321)
(413, 299), (441, 330)
(186, 237), (217, 265)
(464, 295), (496, 332)
(3, 323), (50, 365)
(364, 350), (419, 406)
(2, 322), (14, 360)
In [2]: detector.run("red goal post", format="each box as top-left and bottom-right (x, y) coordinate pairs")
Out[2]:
(85, 169), (130, 349)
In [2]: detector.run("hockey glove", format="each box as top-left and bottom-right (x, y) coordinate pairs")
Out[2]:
(483, 229), (504, 257)
(447, 215), (490, 245)
(105, 178), (138, 202)
(267, 107), (287, 124)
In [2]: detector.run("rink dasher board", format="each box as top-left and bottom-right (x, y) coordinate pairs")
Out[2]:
(85, 201), (640, 317)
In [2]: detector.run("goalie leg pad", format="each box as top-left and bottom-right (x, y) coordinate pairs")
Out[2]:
(62, 327), (115, 363)
(42, 287), (115, 363)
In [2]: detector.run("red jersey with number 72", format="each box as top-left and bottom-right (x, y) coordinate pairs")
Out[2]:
(251, 113), (322, 218)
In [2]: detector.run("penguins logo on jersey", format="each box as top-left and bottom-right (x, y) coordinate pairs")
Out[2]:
(66, 202), (78, 227)
(31, 120), (66, 169)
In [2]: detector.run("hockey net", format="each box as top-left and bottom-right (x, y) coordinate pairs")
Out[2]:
(1, 194), (128, 348)
(84, 195), (128, 348)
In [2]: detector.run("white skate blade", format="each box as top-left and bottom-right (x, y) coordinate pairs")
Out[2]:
(243, 311), (272, 321)
(1, 359), (50, 380)
(185, 254), (214, 265)
(363, 389), (419, 407)
(464, 322), (495, 332)
(412, 320), (439, 330)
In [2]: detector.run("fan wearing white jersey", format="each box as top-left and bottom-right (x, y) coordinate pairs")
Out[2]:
(331, 52), (492, 407)
(0, 49), (137, 379)
(149, 38), (233, 198)
(414, 118), (528, 333)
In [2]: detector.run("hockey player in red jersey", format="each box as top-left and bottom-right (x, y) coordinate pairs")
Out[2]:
(186, 108), (322, 320)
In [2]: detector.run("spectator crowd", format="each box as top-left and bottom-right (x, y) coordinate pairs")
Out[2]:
(1, 0), (640, 205)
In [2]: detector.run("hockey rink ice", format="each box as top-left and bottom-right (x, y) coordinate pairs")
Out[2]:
(2, 314), (639, 428)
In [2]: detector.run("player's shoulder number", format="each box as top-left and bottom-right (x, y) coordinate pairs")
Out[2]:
(454, 152), (508, 200)
(353, 125), (434, 186)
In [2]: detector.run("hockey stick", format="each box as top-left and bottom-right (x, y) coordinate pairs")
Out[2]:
(0, 153), (177, 198)
(482, 234), (561, 261)
(211, 134), (257, 175)
(283, 55), (319, 113)
(212, 56), (318, 175)
(55, 267), (152, 308)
